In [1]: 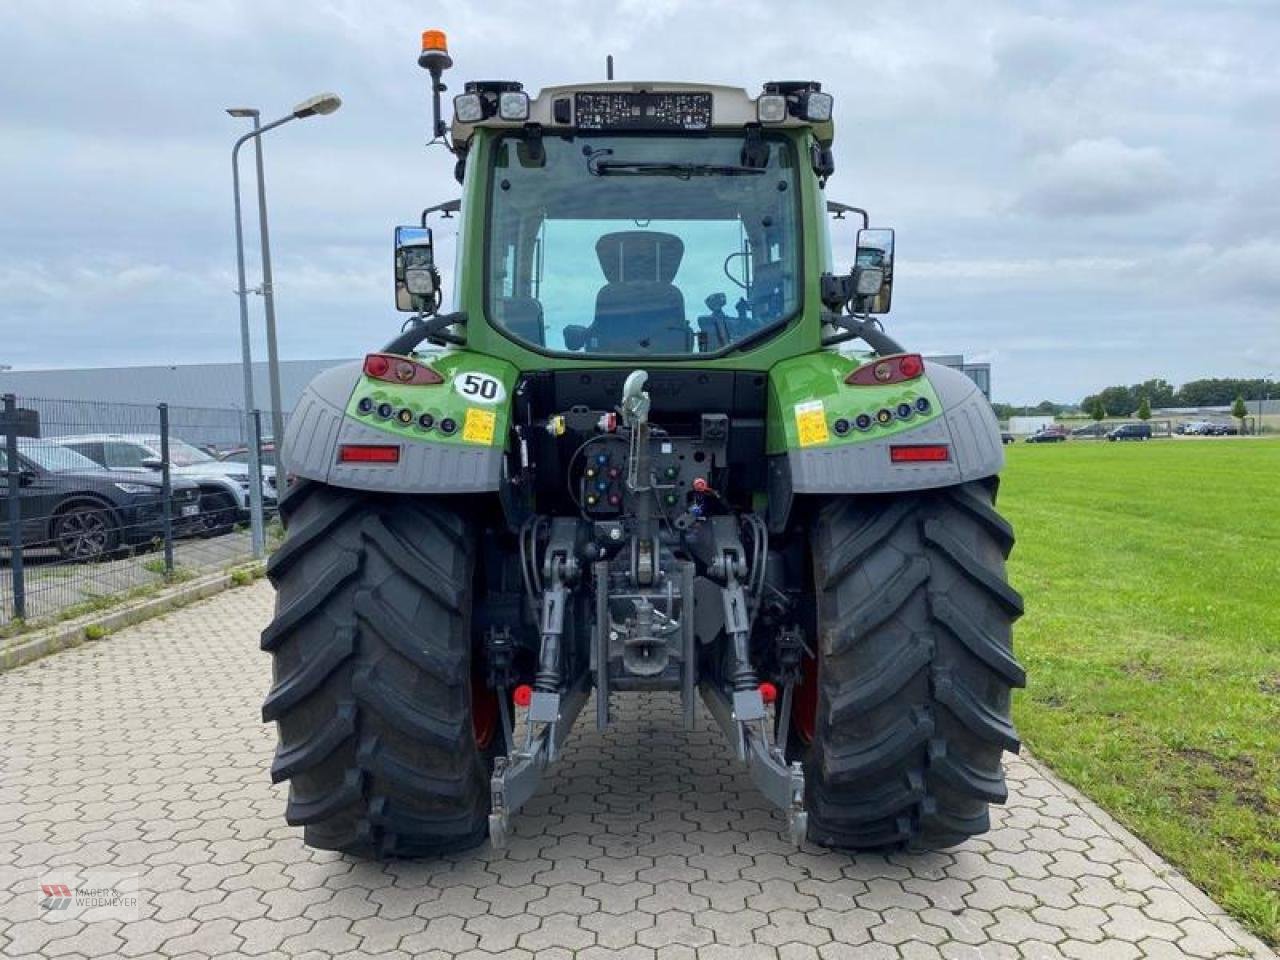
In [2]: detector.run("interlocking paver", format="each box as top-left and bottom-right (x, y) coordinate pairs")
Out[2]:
(0, 582), (1273, 960)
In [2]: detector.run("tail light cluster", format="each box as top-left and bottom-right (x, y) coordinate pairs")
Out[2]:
(846, 353), (925, 386)
(363, 353), (443, 386)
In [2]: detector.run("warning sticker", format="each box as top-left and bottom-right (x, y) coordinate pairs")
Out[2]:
(794, 400), (830, 447)
(462, 407), (497, 445)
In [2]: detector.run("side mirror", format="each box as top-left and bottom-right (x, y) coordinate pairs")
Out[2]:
(563, 325), (589, 352)
(394, 226), (440, 313)
(853, 228), (894, 314)
(20, 469), (38, 487)
(140, 457), (163, 470)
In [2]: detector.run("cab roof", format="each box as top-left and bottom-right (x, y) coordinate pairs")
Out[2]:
(450, 80), (834, 150)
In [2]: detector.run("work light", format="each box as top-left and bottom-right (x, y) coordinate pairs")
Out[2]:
(453, 92), (486, 123)
(796, 90), (833, 122)
(757, 94), (787, 123)
(498, 90), (530, 121)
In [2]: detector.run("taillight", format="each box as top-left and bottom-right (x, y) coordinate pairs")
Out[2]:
(890, 444), (950, 463)
(338, 444), (401, 464)
(846, 353), (926, 386)
(362, 353), (443, 386)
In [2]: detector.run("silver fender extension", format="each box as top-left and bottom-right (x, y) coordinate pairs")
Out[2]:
(283, 361), (503, 494)
(784, 361), (1004, 495)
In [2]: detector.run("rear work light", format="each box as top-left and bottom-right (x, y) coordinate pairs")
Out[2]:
(338, 444), (401, 464)
(890, 444), (950, 463)
(846, 353), (925, 386)
(363, 353), (443, 386)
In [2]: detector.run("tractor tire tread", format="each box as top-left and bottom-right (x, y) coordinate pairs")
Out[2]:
(801, 479), (1023, 851)
(262, 484), (493, 859)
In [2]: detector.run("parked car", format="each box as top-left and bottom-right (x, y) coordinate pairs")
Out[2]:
(1106, 423), (1152, 441)
(1178, 420), (1213, 435)
(1000, 431), (1015, 445)
(1070, 423), (1109, 438)
(218, 441), (276, 465)
(1206, 423), (1239, 436)
(47, 433), (276, 535)
(1025, 425), (1068, 443)
(0, 439), (201, 560)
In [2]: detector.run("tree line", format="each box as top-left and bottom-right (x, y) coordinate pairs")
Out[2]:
(993, 377), (1276, 420)
(1080, 378), (1276, 416)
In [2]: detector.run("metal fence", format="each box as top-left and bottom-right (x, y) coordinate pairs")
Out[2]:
(2, 394), (276, 631)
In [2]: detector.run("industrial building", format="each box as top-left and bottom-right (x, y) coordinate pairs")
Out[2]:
(3, 352), (996, 411)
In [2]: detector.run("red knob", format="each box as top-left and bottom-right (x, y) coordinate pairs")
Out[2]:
(758, 682), (777, 704)
(513, 684), (533, 707)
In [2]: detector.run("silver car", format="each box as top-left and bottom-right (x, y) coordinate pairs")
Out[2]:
(47, 433), (276, 535)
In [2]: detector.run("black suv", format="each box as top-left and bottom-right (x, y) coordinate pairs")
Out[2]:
(1, 439), (202, 560)
(1106, 423), (1152, 441)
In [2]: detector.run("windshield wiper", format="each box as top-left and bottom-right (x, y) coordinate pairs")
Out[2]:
(592, 161), (766, 179)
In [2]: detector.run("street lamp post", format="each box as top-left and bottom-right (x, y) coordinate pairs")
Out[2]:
(228, 93), (341, 556)
(1260, 372), (1273, 436)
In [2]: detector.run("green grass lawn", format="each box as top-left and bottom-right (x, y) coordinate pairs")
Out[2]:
(1001, 438), (1280, 944)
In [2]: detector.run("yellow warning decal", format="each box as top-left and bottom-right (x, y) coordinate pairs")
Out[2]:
(462, 407), (497, 445)
(794, 400), (829, 447)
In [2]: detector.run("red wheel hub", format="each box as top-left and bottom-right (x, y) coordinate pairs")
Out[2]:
(791, 646), (819, 744)
(470, 669), (500, 750)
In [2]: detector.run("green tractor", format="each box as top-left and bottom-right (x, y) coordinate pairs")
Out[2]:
(262, 32), (1024, 856)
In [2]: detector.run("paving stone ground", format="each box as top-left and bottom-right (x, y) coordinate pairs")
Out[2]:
(0, 582), (1273, 960)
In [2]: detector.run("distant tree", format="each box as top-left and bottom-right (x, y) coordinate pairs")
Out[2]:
(1090, 397), (1106, 423)
(1136, 396), (1151, 421)
(1136, 378), (1177, 409)
(1099, 385), (1136, 417)
(1232, 395), (1248, 433)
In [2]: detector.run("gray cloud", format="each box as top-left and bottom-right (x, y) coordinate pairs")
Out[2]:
(1017, 138), (1187, 217)
(0, 0), (1277, 404)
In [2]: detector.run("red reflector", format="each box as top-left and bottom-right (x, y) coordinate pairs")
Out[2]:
(898, 354), (924, 378)
(759, 682), (778, 704)
(338, 444), (400, 464)
(890, 444), (950, 463)
(513, 684), (533, 707)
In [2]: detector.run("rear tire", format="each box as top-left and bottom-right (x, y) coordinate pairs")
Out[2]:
(261, 480), (500, 857)
(790, 479), (1025, 850)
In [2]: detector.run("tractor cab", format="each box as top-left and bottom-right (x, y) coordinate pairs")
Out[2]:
(396, 47), (897, 367)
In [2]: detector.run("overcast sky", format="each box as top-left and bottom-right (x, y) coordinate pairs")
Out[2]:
(1, 1), (1277, 403)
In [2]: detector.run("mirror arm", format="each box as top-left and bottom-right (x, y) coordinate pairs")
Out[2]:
(382, 311), (467, 354)
(821, 312), (905, 354)
(825, 201), (869, 228)
(420, 198), (461, 226)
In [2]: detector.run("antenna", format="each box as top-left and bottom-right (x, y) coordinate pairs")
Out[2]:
(606, 54), (614, 80)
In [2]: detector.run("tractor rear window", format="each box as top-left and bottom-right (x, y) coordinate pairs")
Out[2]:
(486, 132), (800, 357)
